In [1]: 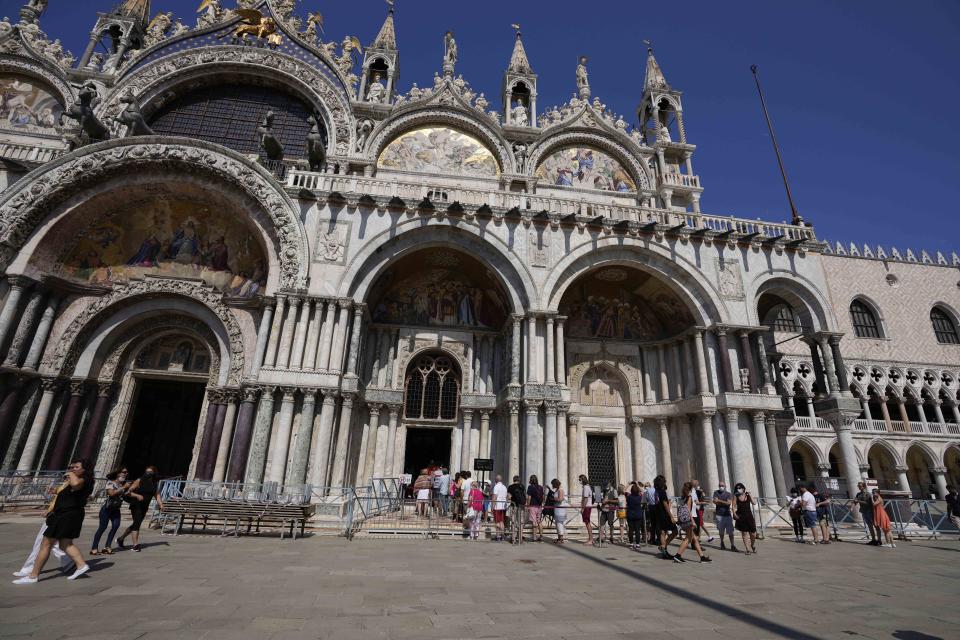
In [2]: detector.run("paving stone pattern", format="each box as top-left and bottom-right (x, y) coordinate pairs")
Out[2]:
(0, 519), (958, 640)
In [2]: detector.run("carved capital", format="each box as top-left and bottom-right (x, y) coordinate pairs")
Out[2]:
(894, 465), (909, 473)
(629, 416), (643, 428)
(543, 400), (558, 415)
(96, 380), (115, 397)
(556, 401), (570, 414)
(241, 386), (262, 403)
(367, 402), (382, 416)
(280, 387), (297, 401)
(507, 400), (520, 415)
(751, 411), (766, 423)
(522, 399), (542, 413)
(68, 379), (88, 396)
(567, 413), (581, 426)
(321, 388), (339, 404)
(816, 462), (832, 472)
(724, 409), (739, 423)
(702, 410), (716, 420)
(39, 376), (62, 393)
(301, 388), (318, 404)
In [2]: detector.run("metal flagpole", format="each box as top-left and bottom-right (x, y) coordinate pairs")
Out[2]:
(750, 64), (803, 227)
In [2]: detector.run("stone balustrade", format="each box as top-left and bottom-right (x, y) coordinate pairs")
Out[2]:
(0, 141), (64, 164)
(660, 172), (701, 189)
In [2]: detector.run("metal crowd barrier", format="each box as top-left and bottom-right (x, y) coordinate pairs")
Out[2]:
(0, 469), (109, 512)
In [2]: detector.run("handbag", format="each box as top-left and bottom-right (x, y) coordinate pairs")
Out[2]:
(465, 507), (477, 519)
(677, 501), (692, 528)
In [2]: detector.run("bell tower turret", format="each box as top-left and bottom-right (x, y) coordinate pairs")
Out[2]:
(358, 3), (398, 105)
(78, 0), (151, 72)
(502, 25), (536, 128)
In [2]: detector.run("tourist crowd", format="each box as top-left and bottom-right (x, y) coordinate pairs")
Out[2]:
(12, 458), (163, 585)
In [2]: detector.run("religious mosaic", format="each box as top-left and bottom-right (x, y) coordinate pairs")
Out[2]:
(0, 74), (63, 132)
(370, 250), (508, 330)
(535, 146), (636, 192)
(560, 268), (694, 340)
(55, 199), (267, 297)
(376, 126), (500, 177)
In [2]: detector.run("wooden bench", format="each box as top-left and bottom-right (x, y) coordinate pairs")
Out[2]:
(160, 498), (315, 539)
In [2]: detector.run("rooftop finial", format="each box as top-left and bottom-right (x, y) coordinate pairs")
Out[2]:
(512, 23), (521, 38)
(643, 38), (653, 54)
(507, 23), (532, 73)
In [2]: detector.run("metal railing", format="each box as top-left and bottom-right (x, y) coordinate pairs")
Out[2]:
(0, 469), (110, 511)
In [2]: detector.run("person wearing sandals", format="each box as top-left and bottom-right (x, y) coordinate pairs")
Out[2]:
(654, 475), (677, 559)
(13, 459), (93, 584)
(579, 475), (595, 546)
(674, 482), (712, 563)
(90, 468), (129, 556)
(732, 482), (758, 554)
(116, 465), (162, 552)
(550, 479), (568, 544)
(525, 475), (545, 542)
(872, 489), (896, 548)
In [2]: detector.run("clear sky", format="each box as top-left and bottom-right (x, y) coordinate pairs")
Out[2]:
(34, 0), (960, 255)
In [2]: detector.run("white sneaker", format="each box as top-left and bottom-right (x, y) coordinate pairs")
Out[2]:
(12, 576), (37, 584)
(12, 569), (31, 577)
(707, 536), (715, 542)
(67, 564), (89, 580)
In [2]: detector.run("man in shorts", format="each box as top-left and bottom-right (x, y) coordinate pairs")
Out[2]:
(579, 475), (595, 546)
(712, 482), (736, 551)
(799, 485), (820, 545)
(855, 481), (879, 545)
(491, 475), (508, 541)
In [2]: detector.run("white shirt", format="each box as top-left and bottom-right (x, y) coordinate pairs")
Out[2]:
(581, 484), (593, 505)
(492, 482), (508, 510)
(800, 492), (817, 512)
(461, 477), (473, 497)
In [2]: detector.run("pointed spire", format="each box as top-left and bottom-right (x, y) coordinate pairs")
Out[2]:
(118, 0), (150, 26)
(508, 25), (532, 74)
(372, 3), (397, 50)
(644, 45), (669, 91)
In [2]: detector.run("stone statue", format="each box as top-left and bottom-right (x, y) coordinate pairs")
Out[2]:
(196, 0), (223, 29)
(115, 91), (154, 136)
(145, 12), (173, 46)
(739, 368), (751, 391)
(576, 55), (590, 98)
(474, 92), (488, 111)
(27, 0), (48, 10)
(443, 30), (457, 75)
(170, 19), (189, 37)
(408, 83), (422, 100)
(85, 52), (104, 71)
(512, 103), (528, 127)
(512, 142), (527, 174)
(258, 110), (284, 160)
(366, 73), (386, 103)
(355, 118), (373, 153)
(306, 115), (326, 170)
(658, 123), (672, 143)
(60, 81), (110, 143)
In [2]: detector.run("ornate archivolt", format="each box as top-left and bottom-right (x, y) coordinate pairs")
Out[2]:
(100, 46), (352, 156)
(527, 129), (652, 192)
(99, 317), (222, 386)
(0, 137), (308, 289)
(45, 278), (245, 387)
(0, 53), (75, 110)
(567, 358), (638, 409)
(395, 343), (469, 396)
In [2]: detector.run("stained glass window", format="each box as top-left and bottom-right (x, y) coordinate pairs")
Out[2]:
(404, 355), (460, 422)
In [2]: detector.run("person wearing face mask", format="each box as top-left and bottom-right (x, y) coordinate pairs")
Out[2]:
(90, 468), (129, 556)
(116, 465), (163, 552)
(732, 482), (758, 554)
(712, 482), (737, 551)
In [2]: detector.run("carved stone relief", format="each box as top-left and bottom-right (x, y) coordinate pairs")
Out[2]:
(715, 258), (744, 300)
(315, 219), (350, 264)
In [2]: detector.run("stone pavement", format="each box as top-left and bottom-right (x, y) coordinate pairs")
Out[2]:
(0, 517), (958, 640)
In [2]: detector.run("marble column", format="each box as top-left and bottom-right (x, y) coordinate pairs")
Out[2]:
(508, 401), (520, 481)
(268, 388), (297, 483)
(754, 333), (774, 393)
(511, 317), (521, 386)
(818, 463), (831, 479)
(479, 411), (491, 461)
(251, 300), (275, 377)
(0, 377), (25, 448)
(948, 402), (960, 426)
(346, 305), (365, 377)
(22, 295), (60, 371)
(671, 341), (684, 398)
(817, 335), (841, 397)
(828, 335), (851, 396)
(556, 404), (568, 488)
(244, 386), (276, 484)
(363, 404), (383, 481)
(3, 290), (43, 367)
(657, 345), (670, 400)
(47, 380), (87, 469)
(545, 317), (556, 384)
(377, 330), (392, 388)
(303, 300), (323, 371)
(715, 328), (734, 393)
(277, 298), (301, 369)
(694, 412), (717, 492)
(895, 465), (911, 494)
(465, 338), (474, 392)
(316, 301), (335, 370)
(523, 400), (541, 480)
(383, 406), (400, 477)
(212, 390), (240, 482)
(764, 415), (787, 499)
(227, 387), (260, 482)
(195, 389), (224, 480)
(931, 467), (949, 499)
(309, 391), (338, 487)
(328, 300), (351, 375)
(682, 337), (696, 397)
(290, 299), (311, 370)
(201, 402), (228, 480)
(555, 317), (567, 386)
(263, 295), (286, 368)
(461, 408), (474, 473)
(835, 419), (865, 498)
(0, 277), (29, 352)
(526, 315), (538, 383)
(385, 330), (398, 388)
(739, 330), (759, 393)
(329, 394), (355, 486)
(641, 347), (655, 402)
(544, 401), (558, 482)
(896, 399), (911, 425)
(658, 418), (672, 489)
(751, 411), (777, 499)
(693, 330), (710, 395)
(17, 377), (60, 470)
(932, 400), (947, 427)
(567, 413), (580, 485)
(631, 416), (644, 482)
(76, 382), (114, 463)
(724, 409), (742, 484)
(284, 388), (317, 485)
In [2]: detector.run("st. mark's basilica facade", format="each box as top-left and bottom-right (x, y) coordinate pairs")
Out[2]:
(0, 0), (959, 501)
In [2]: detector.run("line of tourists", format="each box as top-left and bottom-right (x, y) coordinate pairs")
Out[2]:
(12, 460), (163, 585)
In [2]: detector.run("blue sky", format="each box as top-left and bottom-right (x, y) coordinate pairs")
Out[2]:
(35, 0), (960, 254)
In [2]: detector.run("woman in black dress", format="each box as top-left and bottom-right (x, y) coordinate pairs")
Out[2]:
(13, 459), (93, 584)
(116, 465), (163, 552)
(732, 482), (758, 554)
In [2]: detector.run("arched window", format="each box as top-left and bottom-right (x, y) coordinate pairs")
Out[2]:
(850, 300), (881, 338)
(931, 307), (960, 345)
(404, 355), (460, 421)
(767, 304), (801, 332)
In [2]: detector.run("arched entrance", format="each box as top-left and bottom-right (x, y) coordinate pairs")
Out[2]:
(946, 445), (960, 489)
(866, 443), (899, 491)
(577, 365), (628, 490)
(905, 444), (937, 499)
(789, 439), (819, 485)
(400, 353), (460, 477)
